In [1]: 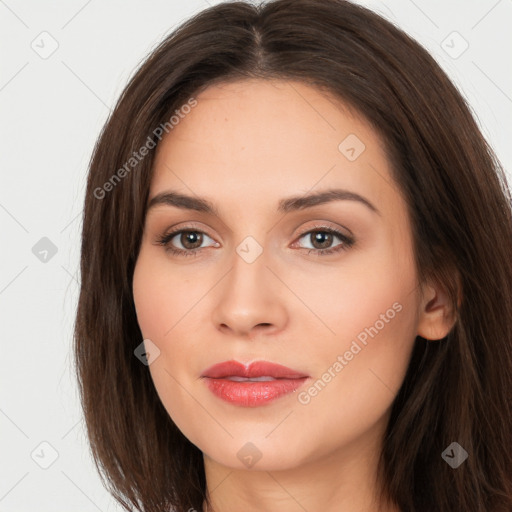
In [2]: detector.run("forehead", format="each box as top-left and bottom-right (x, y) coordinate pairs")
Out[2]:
(150, 79), (396, 213)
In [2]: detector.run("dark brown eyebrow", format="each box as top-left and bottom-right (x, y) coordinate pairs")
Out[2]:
(147, 188), (380, 216)
(278, 188), (379, 215)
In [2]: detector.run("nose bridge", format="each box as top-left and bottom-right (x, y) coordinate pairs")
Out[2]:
(224, 235), (271, 308)
(232, 237), (267, 291)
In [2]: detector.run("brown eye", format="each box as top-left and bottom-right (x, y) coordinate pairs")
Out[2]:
(295, 227), (355, 256)
(156, 228), (218, 257)
(178, 231), (203, 250)
(309, 231), (334, 250)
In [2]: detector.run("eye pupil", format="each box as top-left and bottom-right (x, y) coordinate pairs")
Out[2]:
(312, 232), (332, 249)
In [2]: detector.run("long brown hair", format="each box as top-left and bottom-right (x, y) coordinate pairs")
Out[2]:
(74, 1), (512, 510)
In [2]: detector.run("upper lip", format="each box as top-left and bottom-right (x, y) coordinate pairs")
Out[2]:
(201, 360), (309, 379)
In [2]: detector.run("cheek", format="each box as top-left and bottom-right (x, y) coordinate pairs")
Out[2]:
(292, 235), (419, 443)
(132, 252), (205, 439)
(297, 299), (416, 453)
(290, 284), (418, 461)
(132, 248), (198, 339)
(132, 248), (212, 364)
(289, 230), (417, 361)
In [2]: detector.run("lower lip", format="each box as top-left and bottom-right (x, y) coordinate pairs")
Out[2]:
(203, 377), (309, 407)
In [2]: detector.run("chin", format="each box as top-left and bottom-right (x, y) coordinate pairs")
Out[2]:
(201, 434), (312, 472)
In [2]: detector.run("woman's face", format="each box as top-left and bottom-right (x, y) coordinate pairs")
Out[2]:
(132, 78), (423, 472)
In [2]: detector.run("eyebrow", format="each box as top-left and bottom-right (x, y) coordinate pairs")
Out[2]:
(146, 188), (380, 216)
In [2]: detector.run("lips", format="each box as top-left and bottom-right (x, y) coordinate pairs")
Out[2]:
(201, 360), (310, 407)
(201, 360), (309, 380)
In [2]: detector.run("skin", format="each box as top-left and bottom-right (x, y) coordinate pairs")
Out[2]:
(132, 79), (456, 512)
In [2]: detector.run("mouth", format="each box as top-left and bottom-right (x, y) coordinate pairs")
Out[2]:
(221, 376), (279, 382)
(201, 360), (310, 407)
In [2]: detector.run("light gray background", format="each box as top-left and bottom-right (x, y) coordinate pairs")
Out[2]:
(1, 0), (511, 510)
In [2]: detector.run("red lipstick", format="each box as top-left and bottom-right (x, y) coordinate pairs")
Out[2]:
(201, 360), (309, 407)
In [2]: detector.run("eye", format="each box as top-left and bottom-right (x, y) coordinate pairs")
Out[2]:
(294, 226), (354, 256)
(155, 229), (218, 257)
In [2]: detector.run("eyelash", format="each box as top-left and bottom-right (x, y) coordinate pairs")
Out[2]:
(155, 224), (354, 258)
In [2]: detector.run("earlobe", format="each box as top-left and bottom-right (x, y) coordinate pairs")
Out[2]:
(416, 281), (458, 341)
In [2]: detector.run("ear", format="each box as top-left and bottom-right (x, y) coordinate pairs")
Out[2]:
(416, 278), (458, 341)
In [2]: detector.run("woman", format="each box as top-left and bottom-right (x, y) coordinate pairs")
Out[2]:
(74, 0), (512, 511)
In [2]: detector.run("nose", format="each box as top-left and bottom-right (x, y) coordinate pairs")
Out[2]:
(211, 247), (288, 339)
